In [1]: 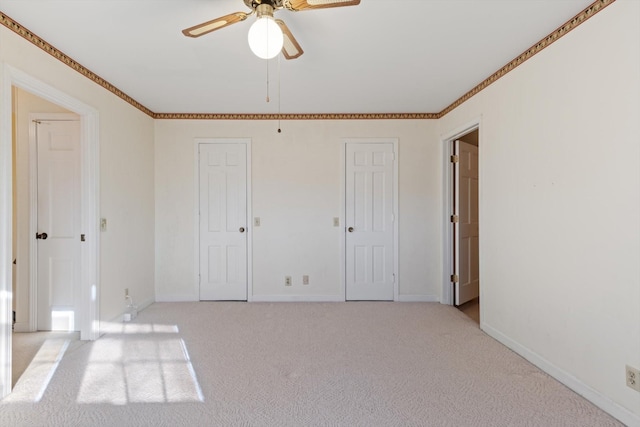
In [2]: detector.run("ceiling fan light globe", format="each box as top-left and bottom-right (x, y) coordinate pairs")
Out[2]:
(248, 17), (284, 59)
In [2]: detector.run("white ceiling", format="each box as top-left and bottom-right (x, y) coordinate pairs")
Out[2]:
(0, 0), (595, 115)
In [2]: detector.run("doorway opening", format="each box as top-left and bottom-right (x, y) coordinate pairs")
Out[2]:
(0, 65), (100, 398)
(443, 124), (480, 325)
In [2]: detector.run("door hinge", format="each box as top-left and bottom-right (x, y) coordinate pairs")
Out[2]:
(450, 274), (459, 283)
(450, 215), (459, 223)
(80, 234), (86, 242)
(450, 155), (459, 163)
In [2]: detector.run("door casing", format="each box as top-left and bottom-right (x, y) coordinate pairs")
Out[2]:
(341, 138), (399, 301)
(0, 64), (100, 398)
(441, 118), (481, 307)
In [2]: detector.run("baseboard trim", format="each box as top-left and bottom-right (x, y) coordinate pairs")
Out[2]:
(251, 295), (345, 302)
(154, 295), (441, 303)
(155, 294), (198, 302)
(397, 294), (440, 302)
(12, 322), (30, 333)
(100, 297), (156, 335)
(137, 297), (154, 312)
(482, 323), (639, 427)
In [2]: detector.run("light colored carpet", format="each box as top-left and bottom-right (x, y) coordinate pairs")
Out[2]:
(12, 331), (80, 387)
(0, 302), (623, 426)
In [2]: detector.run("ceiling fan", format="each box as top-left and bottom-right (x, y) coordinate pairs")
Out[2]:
(182, 0), (361, 60)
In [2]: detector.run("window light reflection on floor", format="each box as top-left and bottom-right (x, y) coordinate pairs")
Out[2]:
(5, 339), (70, 403)
(76, 324), (203, 404)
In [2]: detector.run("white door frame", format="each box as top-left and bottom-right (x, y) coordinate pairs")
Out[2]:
(341, 138), (399, 301)
(0, 64), (100, 397)
(193, 138), (253, 302)
(441, 118), (481, 306)
(29, 113), (82, 331)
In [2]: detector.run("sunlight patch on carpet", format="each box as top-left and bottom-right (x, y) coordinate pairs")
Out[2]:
(77, 325), (202, 405)
(5, 339), (70, 402)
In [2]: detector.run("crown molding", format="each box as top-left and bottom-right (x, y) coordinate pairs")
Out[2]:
(0, 11), (155, 118)
(0, 0), (615, 120)
(437, 0), (615, 118)
(153, 112), (439, 120)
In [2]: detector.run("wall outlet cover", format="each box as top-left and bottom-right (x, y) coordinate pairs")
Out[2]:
(626, 365), (640, 392)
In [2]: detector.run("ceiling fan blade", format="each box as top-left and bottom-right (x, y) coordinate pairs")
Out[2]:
(276, 20), (304, 60)
(284, 0), (360, 11)
(182, 12), (249, 38)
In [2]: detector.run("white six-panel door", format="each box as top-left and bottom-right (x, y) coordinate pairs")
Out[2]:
(199, 143), (248, 301)
(455, 140), (479, 305)
(36, 120), (81, 331)
(345, 143), (395, 301)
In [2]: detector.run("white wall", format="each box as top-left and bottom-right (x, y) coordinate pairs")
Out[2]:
(0, 25), (156, 326)
(154, 119), (440, 301)
(439, 0), (640, 422)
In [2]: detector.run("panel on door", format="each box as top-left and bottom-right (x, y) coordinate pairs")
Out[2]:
(199, 143), (248, 300)
(36, 120), (81, 331)
(454, 140), (479, 305)
(345, 143), (395, 301)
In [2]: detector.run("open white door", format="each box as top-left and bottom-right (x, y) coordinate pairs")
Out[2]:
(35, 119), (81, 331)
(345, 142), (395, 301)
(198, 142), (248, 301)
(453, 140), (479, 305)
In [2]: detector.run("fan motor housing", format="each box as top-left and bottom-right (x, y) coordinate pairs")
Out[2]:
(244, 0), (284, 10)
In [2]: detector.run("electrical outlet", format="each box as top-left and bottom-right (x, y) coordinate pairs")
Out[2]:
(285, 276), (292, 286)
(302, 275), (309, 285)
(124, 288), (129, 299)
(626, 365), (640, 392)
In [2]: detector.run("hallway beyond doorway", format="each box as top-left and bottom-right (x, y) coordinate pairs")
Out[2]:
(458, 297), (479, 324)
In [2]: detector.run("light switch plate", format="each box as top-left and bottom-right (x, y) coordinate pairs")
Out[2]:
(100, 218), (107, 232)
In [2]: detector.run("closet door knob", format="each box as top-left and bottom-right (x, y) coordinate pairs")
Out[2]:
(239, 227), (245, 233)
(347, 227), (354, 232)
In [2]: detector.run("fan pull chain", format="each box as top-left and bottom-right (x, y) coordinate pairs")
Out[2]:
(266, 57), (270, 103)
(277, 54), (282, 133)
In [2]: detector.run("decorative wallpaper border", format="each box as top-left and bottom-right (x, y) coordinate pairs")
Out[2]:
(0, 0), (615, 120)
(437, 0), (615, 118)
(0, 11), (155, 118)
(153, 112), (439, 120)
